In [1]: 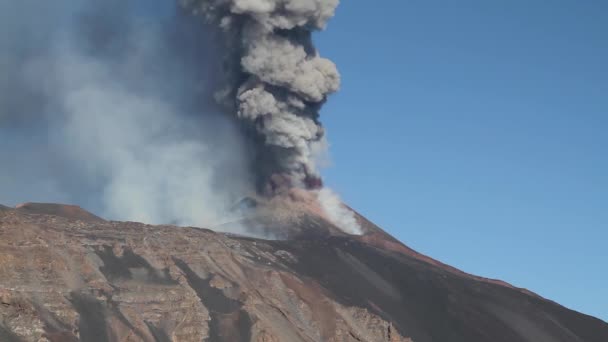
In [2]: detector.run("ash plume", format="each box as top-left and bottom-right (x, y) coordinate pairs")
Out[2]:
(180, 0), (340, 192)
(0, 0), (361, 235)
(181, 0), (361, 233)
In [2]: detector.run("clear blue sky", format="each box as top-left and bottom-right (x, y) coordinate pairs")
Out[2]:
(317, 1), (607, 321)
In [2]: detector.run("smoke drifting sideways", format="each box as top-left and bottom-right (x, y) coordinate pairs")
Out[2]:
(0, 0), (361, 235)
(0, 0), (252, 230)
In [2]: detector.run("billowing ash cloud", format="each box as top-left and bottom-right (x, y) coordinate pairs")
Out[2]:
(180, 0), (340, 192)
(180, 0), (362, 233)
(0, 0), (361, 235)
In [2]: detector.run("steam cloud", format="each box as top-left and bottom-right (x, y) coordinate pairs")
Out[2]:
(0, 0), (361, 235)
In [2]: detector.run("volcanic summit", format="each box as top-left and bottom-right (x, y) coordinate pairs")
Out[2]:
(0, 203), (607, 342)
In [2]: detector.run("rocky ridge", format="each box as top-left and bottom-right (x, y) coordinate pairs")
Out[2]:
(0, 203), (606, 342)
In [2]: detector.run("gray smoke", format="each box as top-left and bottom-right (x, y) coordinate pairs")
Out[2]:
(0, 0), (361, 235)
(180, 0), (361, 233)
(180, 0), (341, 191)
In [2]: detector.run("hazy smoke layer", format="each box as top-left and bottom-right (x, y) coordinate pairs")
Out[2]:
(0, 0), (252, 230)
(0, 0), (361, 235)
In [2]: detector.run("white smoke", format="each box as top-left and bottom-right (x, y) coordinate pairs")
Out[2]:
(0, 1), (253, 231)
(317, 188), (361, 235)
(53, 50), (248, 227)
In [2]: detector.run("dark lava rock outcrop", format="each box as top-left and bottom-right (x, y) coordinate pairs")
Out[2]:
(0, 204), (606, 342)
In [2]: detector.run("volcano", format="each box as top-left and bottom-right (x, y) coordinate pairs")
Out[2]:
(0, 202), (606, 342)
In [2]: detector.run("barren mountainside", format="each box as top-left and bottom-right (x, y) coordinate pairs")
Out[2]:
(0, 203), (607, 342)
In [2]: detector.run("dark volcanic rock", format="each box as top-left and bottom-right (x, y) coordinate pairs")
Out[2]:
(0, 324), (21, 342)
(0, 205), (606, 342)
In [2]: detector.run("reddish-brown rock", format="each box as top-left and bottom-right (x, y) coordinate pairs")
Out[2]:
(0, 204), (606, 342)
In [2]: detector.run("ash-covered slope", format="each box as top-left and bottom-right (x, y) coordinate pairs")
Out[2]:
(0, 204), (606, 342)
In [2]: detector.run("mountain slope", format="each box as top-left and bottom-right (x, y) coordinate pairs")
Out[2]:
(0, 204), (606, 342)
